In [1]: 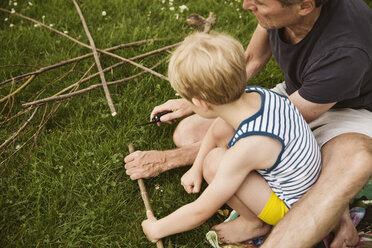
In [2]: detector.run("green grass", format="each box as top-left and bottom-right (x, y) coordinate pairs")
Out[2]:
(0, 0), (371, 247)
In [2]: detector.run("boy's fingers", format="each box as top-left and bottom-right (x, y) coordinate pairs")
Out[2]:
(193, 183), (201, 193)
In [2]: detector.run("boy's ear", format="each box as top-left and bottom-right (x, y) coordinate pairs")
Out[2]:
(298, 0), (315, 16)
(191, 97), (209, 111)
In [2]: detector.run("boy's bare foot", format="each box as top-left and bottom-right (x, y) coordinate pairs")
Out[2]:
(213, 216), (271, 244)
(330, 210), (359, 248)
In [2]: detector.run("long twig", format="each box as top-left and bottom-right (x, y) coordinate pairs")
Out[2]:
(55, 42), (179, 96)
(72, 0), (116, 116)
(0, 8), (169, 82)
(0, 75), (36, 103)
(0, 107), (33, 126)
(0, 40), (161, 86)
(60, 62), (96, 96)
(0, 64), (40, 69)
(22, 58), (167, 107)
(27, 62), (78, 102)
(0, 106), (39, 150)
(128, 144), (164, 248)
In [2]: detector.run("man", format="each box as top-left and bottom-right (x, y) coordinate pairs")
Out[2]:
(125, 0), (372, 247)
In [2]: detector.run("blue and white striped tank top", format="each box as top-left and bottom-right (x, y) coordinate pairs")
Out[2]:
(228, 86), (321, 208)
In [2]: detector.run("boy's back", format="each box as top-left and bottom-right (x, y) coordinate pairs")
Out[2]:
(229, 86), (321, 208)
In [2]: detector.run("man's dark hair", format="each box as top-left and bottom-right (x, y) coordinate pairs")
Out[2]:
(278, 0), (329, 7)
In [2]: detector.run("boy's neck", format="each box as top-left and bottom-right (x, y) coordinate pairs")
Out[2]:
(213, 92), (261, 129)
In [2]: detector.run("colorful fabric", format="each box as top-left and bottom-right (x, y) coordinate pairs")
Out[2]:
(258, 191), (288, 225)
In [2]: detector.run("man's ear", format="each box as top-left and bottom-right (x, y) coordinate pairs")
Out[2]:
(191, 97), (209, 112)
(298, 0), (315, 16)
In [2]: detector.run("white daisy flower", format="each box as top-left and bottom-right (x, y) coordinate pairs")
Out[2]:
(101, 11), (107, 16)
(179, 5), (188, 13)
(169, 6), (175, 11)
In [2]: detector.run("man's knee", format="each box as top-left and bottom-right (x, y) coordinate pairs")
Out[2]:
(321, 133), (372, 199)
(209, 118), (235, 147)
(173, 115), (214, 147)
(202, 147), (226, 183)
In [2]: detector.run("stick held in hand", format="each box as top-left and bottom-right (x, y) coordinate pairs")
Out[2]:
(127, 144), (164, 248)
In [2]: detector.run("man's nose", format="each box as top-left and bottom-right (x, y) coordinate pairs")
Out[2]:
(243, 0), (257, 10)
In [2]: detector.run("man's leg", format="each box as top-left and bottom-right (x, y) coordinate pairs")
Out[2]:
(124, 114), (214, 179)
(261, 133), (372, 248)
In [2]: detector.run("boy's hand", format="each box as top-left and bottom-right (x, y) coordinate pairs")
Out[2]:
(150, 99), (193, 126)
(141, 210), (159, 243)
(181, 167), (203, 194)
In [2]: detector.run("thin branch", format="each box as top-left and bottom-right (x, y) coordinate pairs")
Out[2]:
(22, 57), (167, 107)
(128, 144), (164, 248)
(26, 62), (78, 102)
(0, 106), (39, 150)
(0, 8), (169, 82)
(73, 0), (116, 116)
(0, 107), (33, 125)
(0, 105), (47, 167)
(62, 42), (180, 92)
(0, 64), (40, 69)
(0, 39), (161, 86)
(57, 62), (96, 96)
(0, 75), (36, 103)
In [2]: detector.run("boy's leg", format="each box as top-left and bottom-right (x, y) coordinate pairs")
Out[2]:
(203, 147), (273, 244)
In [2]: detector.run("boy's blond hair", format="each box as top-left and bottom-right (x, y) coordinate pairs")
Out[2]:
(168, 32), (247, 105)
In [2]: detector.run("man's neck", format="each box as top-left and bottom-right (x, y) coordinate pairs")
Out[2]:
(283, 6), (322, 44)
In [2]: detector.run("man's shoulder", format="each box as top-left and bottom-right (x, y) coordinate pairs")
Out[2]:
(318, 0), (372, 53)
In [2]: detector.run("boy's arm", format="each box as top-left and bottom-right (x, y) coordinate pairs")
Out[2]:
(245, 24), (272, 80)
(142, 135), (281, 241)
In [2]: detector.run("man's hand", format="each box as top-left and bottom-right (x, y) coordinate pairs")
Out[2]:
(141, 210), (160, 243)
(150, 99), (193, 126)
(181, 167), (203, 194)
(124, 150), (166, 180)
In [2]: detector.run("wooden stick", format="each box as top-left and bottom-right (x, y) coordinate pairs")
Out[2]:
(0, 75), (36, 103)
(0, 8), (168, 82)
(72, 0), (116, 116)
(0, 106), (39, 150)
(22, 58), (166, 107)
(0, 40), (162, 86)
(128, 144), (164, 248)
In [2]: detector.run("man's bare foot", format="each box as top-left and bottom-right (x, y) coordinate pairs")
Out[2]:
(213, 216), (271, 244)
(330, 210), (359, 248)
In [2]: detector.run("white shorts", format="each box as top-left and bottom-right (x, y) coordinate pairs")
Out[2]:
(272, 82), (372, 147)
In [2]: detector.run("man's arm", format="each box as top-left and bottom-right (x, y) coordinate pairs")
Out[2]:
(289, 91), (336, 122)
(245, 24), (272, 80)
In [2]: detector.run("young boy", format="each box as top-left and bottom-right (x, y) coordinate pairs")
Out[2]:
(141, 32), (321, 244)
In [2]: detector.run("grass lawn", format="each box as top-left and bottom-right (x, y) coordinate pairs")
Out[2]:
(0, 0), (371, 247)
